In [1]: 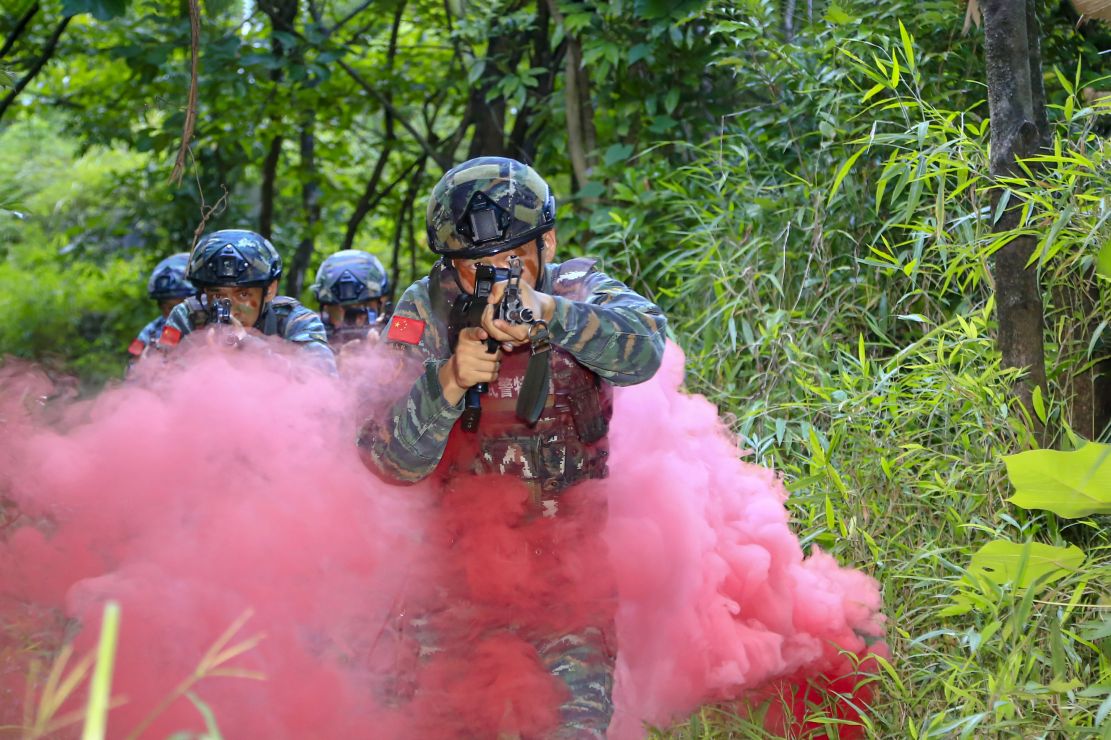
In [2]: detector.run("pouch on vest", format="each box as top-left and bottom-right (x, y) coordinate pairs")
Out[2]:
(568, 384), (608, 444)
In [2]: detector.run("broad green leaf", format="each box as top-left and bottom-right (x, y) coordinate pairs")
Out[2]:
(968, 540), (1084, 591)
(603, 144), (634, 167)
(825, 4), (853, 24)
(1004, 443), (1111, 517)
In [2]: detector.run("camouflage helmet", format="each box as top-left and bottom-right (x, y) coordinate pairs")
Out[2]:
(311, 250), (390, 306)
(426, 156), (556, 260)
(147, 252), (196, 300)
(186, 229), (282, 288)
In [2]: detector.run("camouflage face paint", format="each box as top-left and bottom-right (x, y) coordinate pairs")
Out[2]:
(453, 243), (541, 294)
(204, 286), (264, 327)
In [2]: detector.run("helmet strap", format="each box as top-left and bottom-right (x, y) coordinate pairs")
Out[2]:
(534, 237), (545, 291)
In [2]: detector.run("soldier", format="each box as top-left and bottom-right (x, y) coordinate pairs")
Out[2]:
(357, 157), (666, 736)
(128, 253), (195, 362)
(157, 229), (336, 373)
(310, 249), (392, 347)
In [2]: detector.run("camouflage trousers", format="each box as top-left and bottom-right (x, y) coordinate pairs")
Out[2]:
(534, 625), (615, 738)
(385, 608), (616, 738)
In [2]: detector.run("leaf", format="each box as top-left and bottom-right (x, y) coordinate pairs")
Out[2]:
(576, 181), (605, 199)
(1004, 443), (1111, 517)
(664, 88), (680, 114)
(1097, 240), (1111, 279)
(825, 4), (853, 24)
(1031, 385), (1046, 424)
(968, 540), (1084, 591)
(627, 43), (652, 65)
(827, 145), (867, 206)
(81, 601), (120, 740)
(185, 691), (225, 740)
(62, 0), (129, 20)
(603, 144), (634, 167)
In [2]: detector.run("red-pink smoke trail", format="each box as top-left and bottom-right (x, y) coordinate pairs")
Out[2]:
(604, 344), (886, 737)
(0, 336), (885, 738)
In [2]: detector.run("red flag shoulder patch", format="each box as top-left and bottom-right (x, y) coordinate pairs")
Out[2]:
(159, 326), (182, 347)
(127, 338), (146, 356)
(388, 316), (425, 345)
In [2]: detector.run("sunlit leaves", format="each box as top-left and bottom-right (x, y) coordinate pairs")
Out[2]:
(1004, 444), (1111, 517)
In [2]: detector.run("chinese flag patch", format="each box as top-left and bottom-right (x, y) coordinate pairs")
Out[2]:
(128, 338), (145, 356)
(388, 316), (425, 345)
(159, 326), (182, 347)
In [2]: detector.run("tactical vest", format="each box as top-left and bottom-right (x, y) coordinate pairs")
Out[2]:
(433, 258), (613, 494)
(183, 295), (298, 337)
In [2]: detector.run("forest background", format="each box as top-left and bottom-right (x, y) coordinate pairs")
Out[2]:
(2, 0), (1111, 736)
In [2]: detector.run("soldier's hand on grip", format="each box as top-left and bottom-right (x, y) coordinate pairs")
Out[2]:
(440, 326), (502, 405)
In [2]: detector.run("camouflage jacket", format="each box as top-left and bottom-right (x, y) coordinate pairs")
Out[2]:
(358, 258), (666, 485)
(129, 314), (167, 358)
(162, 296), (337, 372)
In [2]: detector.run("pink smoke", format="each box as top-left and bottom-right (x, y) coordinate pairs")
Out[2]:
(0, 336), (885, 738)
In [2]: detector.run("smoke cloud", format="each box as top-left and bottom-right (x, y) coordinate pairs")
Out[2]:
(0, 336), (884, 738)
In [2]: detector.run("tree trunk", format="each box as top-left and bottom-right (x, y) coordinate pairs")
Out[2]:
(506, 0), (561, 163)
(783, 0), (796, 42)
(465, 32), (513, 159)
(256, 0), (298, 239)
(286, 117), (320, 297)
(544, 0), (595, 193)
(981, 0), (1049, 437)
(259, 135), (283, 239)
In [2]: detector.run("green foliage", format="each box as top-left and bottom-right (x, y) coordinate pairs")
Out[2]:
(62, 0), (131, 21)
(1005, 443), (1111, 517)
(0, 118), (155, 387)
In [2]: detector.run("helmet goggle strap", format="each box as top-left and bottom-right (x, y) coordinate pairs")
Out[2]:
(456, 191), (510, 245)
(332, 270), (368, 304)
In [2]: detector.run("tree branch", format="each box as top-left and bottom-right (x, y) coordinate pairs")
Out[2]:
(338, 59), (451, 169)
(391, 156), (427, 291)
(341, 156), (421, 251)
(0, 2), (39, 60)
(0, 13), (70, 124)
(328, 0), (375, 37)
(170, 0), (201, 185)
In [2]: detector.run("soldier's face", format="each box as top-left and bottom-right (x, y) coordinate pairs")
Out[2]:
(158, 298), (186, 318)
(452, 234), (555, 294)
(322, 298), (385, 327)
(203, 280), (278, 326)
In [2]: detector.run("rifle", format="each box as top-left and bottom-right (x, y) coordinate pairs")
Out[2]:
(446, 256), (549, 432)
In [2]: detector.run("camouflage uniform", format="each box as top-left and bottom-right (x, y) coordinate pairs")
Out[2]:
(359, 259), (665, 485)
(360, 261), (664, 737)
(130, 315), (167, 356)
(162, 296), (336, 372)
(129, 253), (195, 360)
(360, 156), (665, 736)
